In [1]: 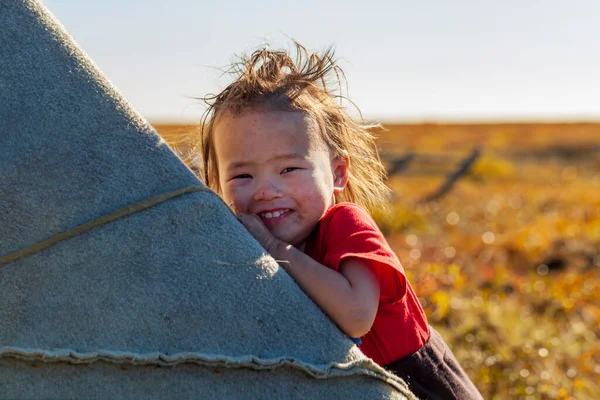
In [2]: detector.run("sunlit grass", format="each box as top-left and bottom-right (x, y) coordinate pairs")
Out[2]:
(375, 127), (600, 398)
(155, 122), (600, 399)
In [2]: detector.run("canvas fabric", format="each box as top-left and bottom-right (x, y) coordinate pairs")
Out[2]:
(0, 0), (417, 398)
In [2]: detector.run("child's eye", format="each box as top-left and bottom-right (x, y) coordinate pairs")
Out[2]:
(281, 167), (299, 174)
(232, 174), (252, 180)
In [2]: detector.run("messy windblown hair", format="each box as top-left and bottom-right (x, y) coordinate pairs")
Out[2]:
(197, 42), (390, 213)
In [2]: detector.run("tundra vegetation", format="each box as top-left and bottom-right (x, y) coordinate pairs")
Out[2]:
(157, 122), (600, 400)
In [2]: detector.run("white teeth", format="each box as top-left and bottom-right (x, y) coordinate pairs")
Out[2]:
(260, 209), (288, 219)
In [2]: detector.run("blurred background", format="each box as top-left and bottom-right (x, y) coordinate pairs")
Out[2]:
(44, 1), (600, 398)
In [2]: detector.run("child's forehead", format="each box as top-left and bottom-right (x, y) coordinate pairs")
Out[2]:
(216, 106), (308, 125)
(216, 108), (325, 144)
(213, 109), (332, 162)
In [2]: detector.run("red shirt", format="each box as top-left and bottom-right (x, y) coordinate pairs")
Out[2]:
(304, 203), (429, 365)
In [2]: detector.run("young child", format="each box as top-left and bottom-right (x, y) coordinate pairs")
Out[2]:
(198, 42), (483, 399)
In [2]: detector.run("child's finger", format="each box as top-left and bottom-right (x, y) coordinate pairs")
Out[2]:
(237, 213), (257, 227)
(237, 213), (264, 233)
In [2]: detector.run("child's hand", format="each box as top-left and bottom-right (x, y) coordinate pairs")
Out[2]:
(237, 214), (283, 255)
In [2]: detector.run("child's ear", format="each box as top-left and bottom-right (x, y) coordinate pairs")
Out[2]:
(332, 150), (350, 195)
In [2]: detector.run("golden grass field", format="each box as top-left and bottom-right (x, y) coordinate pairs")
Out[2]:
(155, 122), (600, 400)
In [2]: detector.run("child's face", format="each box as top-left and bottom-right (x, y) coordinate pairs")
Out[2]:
(213, 109), (348, 248)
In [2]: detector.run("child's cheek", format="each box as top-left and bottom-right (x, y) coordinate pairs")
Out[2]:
(226, 184), (250, 213)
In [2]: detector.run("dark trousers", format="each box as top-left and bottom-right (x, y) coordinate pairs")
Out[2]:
(385, 326), (484, 400)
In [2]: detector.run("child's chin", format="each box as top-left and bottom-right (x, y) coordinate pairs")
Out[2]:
(282, 234), (307, 249)
(271, 231), (299, 247)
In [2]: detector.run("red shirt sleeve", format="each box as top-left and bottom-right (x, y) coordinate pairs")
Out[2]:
(305, 203), (430, 364)
(315, 204), (407, 303)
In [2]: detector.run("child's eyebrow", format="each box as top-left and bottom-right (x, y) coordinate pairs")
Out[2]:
(270, 152), (306, 162)
(227, 153), (306, 170)
(227, 161), (252, 170)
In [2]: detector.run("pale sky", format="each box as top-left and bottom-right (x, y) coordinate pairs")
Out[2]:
(42, 0), (600, 123)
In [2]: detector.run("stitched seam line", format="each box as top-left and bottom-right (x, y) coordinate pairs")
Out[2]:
(0, 346), (410, 392)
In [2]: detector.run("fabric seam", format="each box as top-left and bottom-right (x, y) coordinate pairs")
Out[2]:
(0, 346), (410, 392)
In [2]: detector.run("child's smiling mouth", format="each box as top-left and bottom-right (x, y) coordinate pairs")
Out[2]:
(257, 208), (291, 222)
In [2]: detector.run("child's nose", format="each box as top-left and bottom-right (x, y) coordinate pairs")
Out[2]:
(253, 179), (282, 201)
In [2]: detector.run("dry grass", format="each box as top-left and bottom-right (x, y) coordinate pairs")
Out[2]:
(154, 122), (600, 399)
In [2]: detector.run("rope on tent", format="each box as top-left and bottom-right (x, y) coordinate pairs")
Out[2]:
(0, 185), (215, 267)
